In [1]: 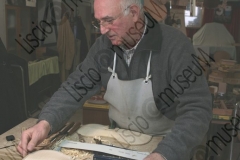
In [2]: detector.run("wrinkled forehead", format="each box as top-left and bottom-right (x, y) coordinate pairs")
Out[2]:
(94, 0), (121, 19)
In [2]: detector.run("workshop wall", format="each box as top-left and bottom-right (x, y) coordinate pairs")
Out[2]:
(0, 0), (6, 46)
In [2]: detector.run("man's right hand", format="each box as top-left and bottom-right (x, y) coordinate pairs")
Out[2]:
(17, 120), (51, 157)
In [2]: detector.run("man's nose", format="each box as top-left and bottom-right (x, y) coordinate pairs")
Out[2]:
(100, 25), (110, 35)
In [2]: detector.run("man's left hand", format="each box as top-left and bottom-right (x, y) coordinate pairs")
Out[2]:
(144, 153), (165, 160)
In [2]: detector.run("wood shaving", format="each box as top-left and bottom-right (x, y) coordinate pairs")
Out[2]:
(40, 139), (49, 145)
(60, 148), (93, 160)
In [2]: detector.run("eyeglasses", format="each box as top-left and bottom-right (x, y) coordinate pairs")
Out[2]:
(92, 5), (131, 29)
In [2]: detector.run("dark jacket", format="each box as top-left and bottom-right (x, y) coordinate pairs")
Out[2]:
(39, 13), (212, 159)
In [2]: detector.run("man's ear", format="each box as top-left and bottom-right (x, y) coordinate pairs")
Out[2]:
(129, 5), (141, 22)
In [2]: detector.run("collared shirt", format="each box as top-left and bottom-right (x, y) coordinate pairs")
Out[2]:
(121, 16), (147, 66)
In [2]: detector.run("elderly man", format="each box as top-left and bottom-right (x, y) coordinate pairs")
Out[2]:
(17, 0), (212, 159)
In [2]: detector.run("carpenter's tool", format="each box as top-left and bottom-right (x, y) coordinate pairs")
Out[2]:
(34, 122), (75, 150)
(56, 122), (81, 142)
(50, 122), (75, 143)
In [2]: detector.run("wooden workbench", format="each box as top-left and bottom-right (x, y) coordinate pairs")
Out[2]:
(0, 118), (38, 160)
(0, 118), (163, 160)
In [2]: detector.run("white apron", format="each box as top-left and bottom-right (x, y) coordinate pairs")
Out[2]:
(104, 52), (174, 135)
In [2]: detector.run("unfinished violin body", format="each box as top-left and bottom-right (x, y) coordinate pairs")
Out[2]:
(77, 124), (152, 146)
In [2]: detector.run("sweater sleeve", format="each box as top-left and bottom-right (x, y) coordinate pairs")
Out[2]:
(38, 38), (103, 133)
(153, 29), (212, 159)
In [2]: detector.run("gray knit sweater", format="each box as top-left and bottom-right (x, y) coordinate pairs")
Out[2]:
(39, 13), (212, 160)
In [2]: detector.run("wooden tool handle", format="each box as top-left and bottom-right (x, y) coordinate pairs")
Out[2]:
(59, 122), (75, 134)
(50, 122), (75, 142)
(67, 122), (81, 135)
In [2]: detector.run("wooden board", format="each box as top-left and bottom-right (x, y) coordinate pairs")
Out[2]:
(84, 102), (109, 109)
(213, 108), (233, 116)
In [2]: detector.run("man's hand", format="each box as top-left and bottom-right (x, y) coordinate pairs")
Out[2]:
(17, 120), (51, 157)
(144, 153), (166, 160)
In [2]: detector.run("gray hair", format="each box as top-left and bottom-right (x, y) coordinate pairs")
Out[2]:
(120, 0), (143, 15)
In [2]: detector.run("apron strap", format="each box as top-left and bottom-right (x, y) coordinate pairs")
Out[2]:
(108, 52), (117, 78)
(145, 51), (152, 83)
